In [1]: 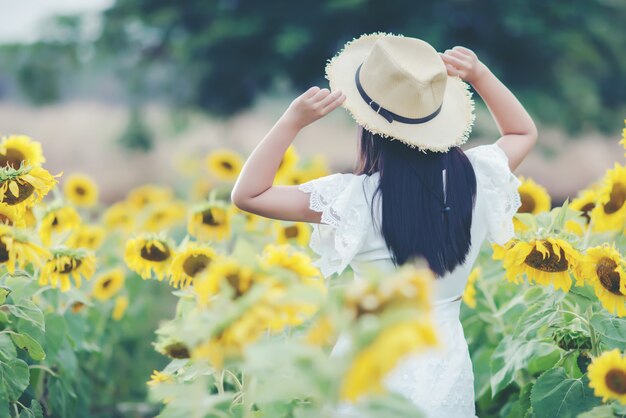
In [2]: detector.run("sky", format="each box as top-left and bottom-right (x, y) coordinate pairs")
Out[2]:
(0, 0), (112, 43)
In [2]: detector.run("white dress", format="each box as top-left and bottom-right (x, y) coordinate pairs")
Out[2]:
(298, 143), (522, 418)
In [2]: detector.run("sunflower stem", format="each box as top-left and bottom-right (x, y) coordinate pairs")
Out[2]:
(216, 370), (225, 395)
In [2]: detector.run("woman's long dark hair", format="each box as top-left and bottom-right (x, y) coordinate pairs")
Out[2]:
(355, 128), (477, 277)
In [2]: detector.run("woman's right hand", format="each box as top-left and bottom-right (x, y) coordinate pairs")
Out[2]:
(282, 87), (346, 130)
(439, 46), (488, 85)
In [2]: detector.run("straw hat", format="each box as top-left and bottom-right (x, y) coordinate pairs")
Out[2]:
(326, 33), (475, 152)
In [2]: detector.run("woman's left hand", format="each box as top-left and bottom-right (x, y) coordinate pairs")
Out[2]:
(282, 87), (346, 130)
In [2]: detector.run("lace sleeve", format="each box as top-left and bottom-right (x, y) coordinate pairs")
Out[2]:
(298, 173), (371, 278)
(465, 144), (522, 245)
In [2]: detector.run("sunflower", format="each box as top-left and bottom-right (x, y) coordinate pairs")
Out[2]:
(495, 237), (581, 292)
(232, 205), (265, 232)
(274, 221), (311, 247)
(515, 177), (551, 230)
(0, 135), (45, 169)
(191, 178), (214, 201)
(193, 257), (254, 306)
(40, 247), (96, 292)
(0, 165), (57, 212)
(305, 315), (335, 346)
(168, 243), (217, 289)
(591, 163), (626, 232)
(103, 201), (135, 232)
(566, 188), (598, 235)
(277, 145), (299, 178)
(126, 185), (174, 211)
(141, 202), (186, 232)
(0, 205), (25, 227)
(260, 244), (321, 282)
(63, 173), (98, 207)
(0, 226), (49, 274)
(577, 245), (626, 316)
(66, 224), (106, 250)
(112, 295), (129, 321)
(187, 202), (232, 242)
(92, 268), (125, 301)
(147, 370), (174, 386)
(588, 349), (626, 403)
(462, 267), (481, 309)
(124, 235), (175, 281)
(340, 319), (438, 402)
(206, 149), (244, 181)
(619, 119), (626, 157)
(275, 154), (329, 185)
(39, 206), (82, 246)
(70, 301), (86, 313)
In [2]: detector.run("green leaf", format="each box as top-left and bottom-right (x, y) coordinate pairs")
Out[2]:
(42, 313), (66, 359)
(590, 313), (626, 342)
(2, 273), (37, 302)
(6, 300), (44, 331)
(491, 336), (558, 396)
(0, 336), (16, 363)
(0, 287), (11, 305)
(577, 405), (617, 418)
(0, 358), (29, 402)
(10, 332), (45, 361)
(530, 368), (601, 418)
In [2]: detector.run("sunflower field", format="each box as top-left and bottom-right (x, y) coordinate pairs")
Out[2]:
(0, 122), (625, 418)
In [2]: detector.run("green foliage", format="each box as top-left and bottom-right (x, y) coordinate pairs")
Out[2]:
(530, 368), (601, 418)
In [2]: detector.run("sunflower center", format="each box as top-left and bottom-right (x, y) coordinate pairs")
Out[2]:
(0, 214), (12, 226)
(201, 209), (221, 226)
(102, 278), (113, 289)
(581, 202), (595, 224)
(596, 257), (623, 295)
(220, 161), (234, 171)
(524, 242), (569, 272)
(226, 273), (245, 298)
(2, 181), (35, 205)
(518, 192), (536, 213)
(0, 241), (9, 263)
(284, 226), (299, 239)
(55, 259), (82, 274)
(605, 369), (626, 394)
(75, 186), (86, 196)
(182, 254), (211, 277)
(604, 183), (626, 215)
(164, 342), (190, 359)
(0, 150), (26, 169)
(140, 243), (171, 262)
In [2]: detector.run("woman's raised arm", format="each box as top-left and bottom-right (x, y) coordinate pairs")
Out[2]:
(231, 87), (345, 222)
(440, 47), (538, 171)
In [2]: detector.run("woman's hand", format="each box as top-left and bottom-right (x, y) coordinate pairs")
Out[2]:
(439, 46), (487, 85)
(282, 87), (346, 130)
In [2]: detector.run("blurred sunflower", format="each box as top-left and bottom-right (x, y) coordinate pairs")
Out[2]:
(0, 226), (49, 274)
(276, 154), (329, 185)
(274, 221), (310, 247)
(124, 235), (175, 281)
(0, 165), (57, 211)
(23, 207), (36, 228)
(566, 188), (598, 235)
(514, 177), (551, 230)
(67, 224), (106, 250)
(40, 247), (96, 292)
(591, 163), (626, 232)
(191, 178), (214, 201)
(103, 201), (135, 232)
(340, 319), (438, 401)
(578, 244), (626, 316)
(232, 205), (265, 232)
(0, 135), (45, 168)
(39, 206), (82, 246)
(260, 244), (321, 281)
(92, 268), (125, 301)
(462, 267), (481, 309)
(193, 257), (254, 306)
(147, 370), (174, 386)
(494, 237), (581, 292)
(70, 301), (86, 314)
(206, 149), (243, 181)
(619, 119), (626, 157)
(63, 173), (98, 207)
(141, 202), (186, 232)
(112, 295), (129, 320)
(305, 315), (335, 346)
(126, 185), (174, 211)
(168, 243), (217, 289)
(0, 205), (25, 227)
(588, 349), (626, 403)
(188, 202), (231, 242)
(276, 145), (299, 178)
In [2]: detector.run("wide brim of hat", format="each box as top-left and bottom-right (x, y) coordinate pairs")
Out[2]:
(326, 33), (476, 152)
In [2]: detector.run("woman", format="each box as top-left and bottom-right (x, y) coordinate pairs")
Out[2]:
(232, 33), (537, 418)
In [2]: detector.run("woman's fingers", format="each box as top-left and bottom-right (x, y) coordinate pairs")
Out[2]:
(301, 86), (320, 99)
(452, 45), (474, 55)
(446, 49), (471, 61)
(309, 88), (331, 103)
(444, 63), (461, 77)
(317, 90), (343, 108)
(440, 53), (467, 70)
(321, 92), (346, 114)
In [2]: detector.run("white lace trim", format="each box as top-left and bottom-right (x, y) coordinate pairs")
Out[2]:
(298, 173), (371, 278)
(466, 143), (522, 245)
